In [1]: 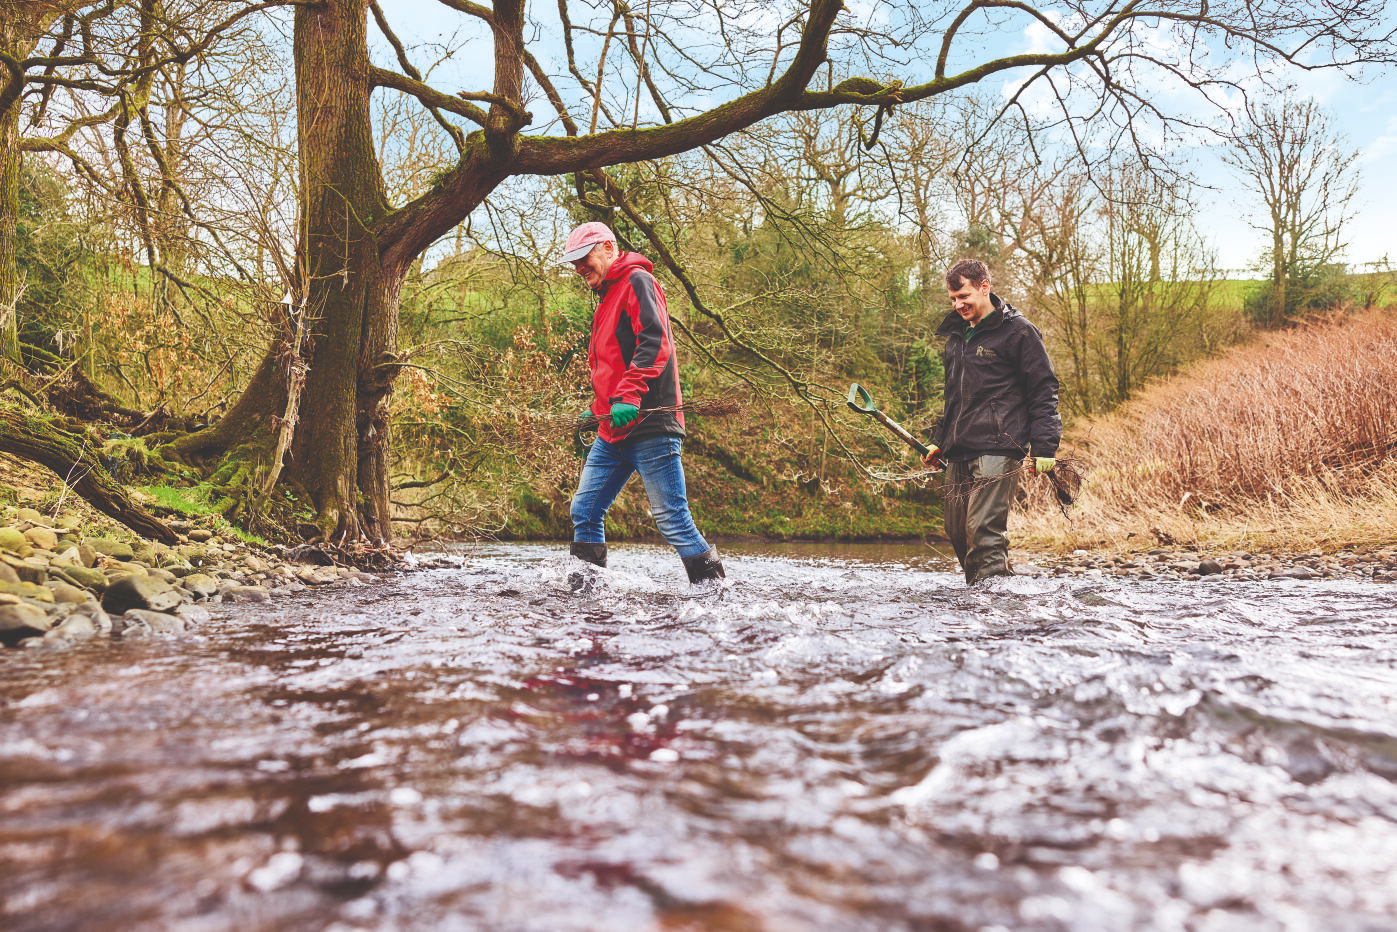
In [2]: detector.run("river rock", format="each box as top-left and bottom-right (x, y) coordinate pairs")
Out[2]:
(1270, 567), (1316, 580)
(88, 539), (134, 560)
(44, 613), (97, 640)
(106, 562), (147, 579)
(178, 546), (212, 567)
(226, 586), (270, 603)
(187, 529), (214, 543)
(181, 573), (218, 599)
(55, 515), (81, 531)
(0, 581), (54, 603)
(102, 575), (182, 615)
(15, 507), (45, 524)
(77, 542), (98, 567)
(0, 561), (19, 585)
(23, 527), (58, 551)
(62, 566), (109, 592)
(120, 609), (186, 636)
(147, 567), (178, 584)
(0, 527), (26, 552)
(70, 601), (111, 634)
(174, 604), (211, 626)
(0, 602), (52, 641)
(132, 544), (156, 566)
(51, 546), (80, 565)
(0, 554), (46, 584)
(1196, 559), (1223, 576)
(45, 582), (90, 604)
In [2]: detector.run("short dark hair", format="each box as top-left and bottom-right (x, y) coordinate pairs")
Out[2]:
(945, 259), (991, 290)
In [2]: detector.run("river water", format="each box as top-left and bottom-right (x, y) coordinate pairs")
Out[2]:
(3, 542), (1396, 931)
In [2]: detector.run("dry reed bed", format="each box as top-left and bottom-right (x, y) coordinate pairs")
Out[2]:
(1014, 308), (1397, 552)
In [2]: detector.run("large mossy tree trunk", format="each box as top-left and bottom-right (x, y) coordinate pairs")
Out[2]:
(160, 0), (397, 541)
(287, 0), (395, 543)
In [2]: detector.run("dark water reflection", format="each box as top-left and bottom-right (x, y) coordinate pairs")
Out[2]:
(3, 542), (1397, 931)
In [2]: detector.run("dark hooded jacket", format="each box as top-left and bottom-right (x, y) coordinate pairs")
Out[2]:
(588, 251), (685, 444)
(931, 294), (1061, 462)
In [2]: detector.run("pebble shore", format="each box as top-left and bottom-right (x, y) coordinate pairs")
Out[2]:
(0, 505), (455, 650)
(1017, 547), (1397, 582)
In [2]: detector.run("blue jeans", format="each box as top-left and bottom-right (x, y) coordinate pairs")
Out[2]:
(571, 434), (710, 559)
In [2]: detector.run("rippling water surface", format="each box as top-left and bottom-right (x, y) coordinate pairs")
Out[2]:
(3, 542), (1397, 931)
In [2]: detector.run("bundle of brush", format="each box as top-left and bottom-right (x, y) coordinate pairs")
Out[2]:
(945, 454), (1086, 515)
(1043, 457), (1083, 507)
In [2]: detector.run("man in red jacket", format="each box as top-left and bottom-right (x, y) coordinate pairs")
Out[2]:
(561, 221), (725, 591)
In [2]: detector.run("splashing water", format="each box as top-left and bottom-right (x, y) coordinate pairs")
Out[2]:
(2, 541), (1396, 931)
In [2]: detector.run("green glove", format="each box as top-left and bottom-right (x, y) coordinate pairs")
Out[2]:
(1032, 457), (1056, 475)
(610, 402), (639, 427)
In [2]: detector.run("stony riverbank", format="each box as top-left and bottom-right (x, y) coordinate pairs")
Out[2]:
(0, 504), (461, 650)
(1016, 546), (1397, 582)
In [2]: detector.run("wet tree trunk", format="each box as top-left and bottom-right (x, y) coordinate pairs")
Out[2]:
(286, 0), (394, 542)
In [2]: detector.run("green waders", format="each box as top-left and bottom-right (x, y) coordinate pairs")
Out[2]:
(944, 455), (1020, 585)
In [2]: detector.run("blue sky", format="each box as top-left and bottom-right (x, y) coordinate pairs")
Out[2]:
(378, 0), (1395, 272)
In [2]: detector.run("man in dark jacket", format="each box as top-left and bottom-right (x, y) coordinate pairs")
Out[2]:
(561, 221), (725, 591)
(923, 259), (1061, 584)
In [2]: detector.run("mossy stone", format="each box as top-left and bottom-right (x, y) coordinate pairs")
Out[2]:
(62, 566), (109, 591)
(0, 581), (54, 603)
(178, 546), (210, 566)
(87, 538), (134, 560)
(46, 582), (90, 604)
(23, 527), (58, 551)
(0, 527), (26, 552)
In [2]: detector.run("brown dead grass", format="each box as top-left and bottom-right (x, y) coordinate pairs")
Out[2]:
(1013, 307), (1397, 554)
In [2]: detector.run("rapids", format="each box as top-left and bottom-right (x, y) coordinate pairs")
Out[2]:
(3, 541), (1396, 930)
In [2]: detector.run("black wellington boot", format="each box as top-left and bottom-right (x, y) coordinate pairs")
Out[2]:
(569, 542), (608, 567)
(568, 542), (608, 593)
(681, 547), (726, 591)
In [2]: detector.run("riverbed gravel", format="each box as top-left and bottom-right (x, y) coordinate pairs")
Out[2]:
(1016, 546), (1397, 583)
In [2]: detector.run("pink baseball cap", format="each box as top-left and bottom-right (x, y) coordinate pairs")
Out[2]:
(560, 221), (617, 264)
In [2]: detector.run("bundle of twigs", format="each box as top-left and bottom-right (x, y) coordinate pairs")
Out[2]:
(943, 455), (1086, 518)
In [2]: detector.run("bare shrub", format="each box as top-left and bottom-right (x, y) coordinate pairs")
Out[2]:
(1014, 307), (1397, 551)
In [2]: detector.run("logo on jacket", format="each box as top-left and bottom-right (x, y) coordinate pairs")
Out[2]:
(975, 346), (997, 358)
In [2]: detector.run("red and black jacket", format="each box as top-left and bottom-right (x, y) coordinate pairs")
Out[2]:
(588, 251), (685, 444)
